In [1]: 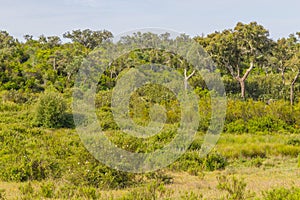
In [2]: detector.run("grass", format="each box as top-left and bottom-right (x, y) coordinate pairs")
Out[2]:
(215, 134), (300, 159)
(1, 101), (300, 199)
(0, 132), (299, 199)
(0, 157), (299, 199)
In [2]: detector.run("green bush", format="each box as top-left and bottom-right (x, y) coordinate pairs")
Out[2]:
(224, 99), (298, 134)
(170, 151), (227, 174)
(62, 160), (136, 189)
(217, 175), (253, 200)
(2, 156), (61, 182)
(247, 116), (287, 133)
(248, 157), (264, 167)
(262, 187), (300, 200)
(0, 101), (22, 112)
(1, 90), (31, 104)
(287, 139), (300, 146)
(203, 152), (228, 171)
(170, 151), (203, 174)
(225, 119), (247, 134)
(34, 91), (68, 128)
(180, 191), (203, 200)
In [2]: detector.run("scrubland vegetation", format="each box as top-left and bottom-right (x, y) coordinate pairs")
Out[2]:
(0, 22), (299, 199)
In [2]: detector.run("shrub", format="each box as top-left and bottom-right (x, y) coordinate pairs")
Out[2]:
(170, 151), (203, 174)
(170, 151), (227, 174)
(247, 116), (287, 133)
(63, 162), (135, 189)
(0, 101), (21, 112)
(180, 191), (203, 200)
(3, 156), (61, 182)
(0, 189), (6, 200)
(224, 99), (297, 134)
(34, 91), (67, 128)
(262, 187), (300, 200)
(248, 157), (264, 167)
(1, 90), (30, 104)
(287, 139), (300, 146)
(217, 175), (253, 200)
(225, 119), (247, 134)
(203, 152), (227, 171)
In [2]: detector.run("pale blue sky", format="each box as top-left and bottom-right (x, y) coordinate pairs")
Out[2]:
(1, 0), (299, 40)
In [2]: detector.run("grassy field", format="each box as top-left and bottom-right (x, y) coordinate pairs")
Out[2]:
(0, 100), (300, 199)
(0, 148), (299, 199)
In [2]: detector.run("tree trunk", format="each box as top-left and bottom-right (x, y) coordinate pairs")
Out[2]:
(53, 57), (56, 71)
(227, 62), (254, 100)
(184, 68), (195, 90)
(184, 78), (188, 91)
(281, 70), (285, 85)
(290, 69), (300, 106)
(239, 80), (246, 99)
(290, 84), (294, 106)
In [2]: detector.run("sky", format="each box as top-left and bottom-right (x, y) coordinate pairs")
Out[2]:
(0, 0), (299, 41)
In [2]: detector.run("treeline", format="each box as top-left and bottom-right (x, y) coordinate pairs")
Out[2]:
(0, 22), (299, 104)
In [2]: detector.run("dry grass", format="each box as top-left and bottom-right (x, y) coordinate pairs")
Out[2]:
(0, 157), (299, 199)
(163, 157), (300, 199)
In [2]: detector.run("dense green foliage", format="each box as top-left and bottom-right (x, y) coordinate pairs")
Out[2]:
(0, 23), (299, 101)
(262, 187), (300, 200)
(34, 91), (68, 128)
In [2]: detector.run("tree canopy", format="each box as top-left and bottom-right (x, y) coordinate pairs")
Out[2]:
(0, 23), (299, 104)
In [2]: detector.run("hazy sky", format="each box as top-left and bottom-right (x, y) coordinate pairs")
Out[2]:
(1, 0), (299, 40)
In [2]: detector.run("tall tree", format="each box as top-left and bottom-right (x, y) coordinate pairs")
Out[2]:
(196, 22), (273, 99)
(271, 36), (296, 85)
(63, 29), (113, 49)
(0, 31), (30, 90)
(287, 33), (300, 105)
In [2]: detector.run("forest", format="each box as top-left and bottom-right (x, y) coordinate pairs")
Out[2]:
(0, 22), (300, 199)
